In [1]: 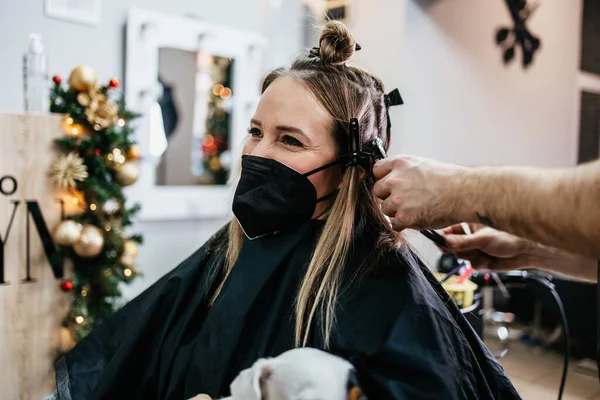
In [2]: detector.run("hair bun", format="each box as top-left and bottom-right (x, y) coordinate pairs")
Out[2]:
(318, 21), (357, 65)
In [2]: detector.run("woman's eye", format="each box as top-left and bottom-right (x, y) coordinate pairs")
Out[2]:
(247, 127), (262, 138)
(281, 135), (304, 147)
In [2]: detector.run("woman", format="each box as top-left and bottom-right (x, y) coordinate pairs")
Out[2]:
(54, 22), (520, 399)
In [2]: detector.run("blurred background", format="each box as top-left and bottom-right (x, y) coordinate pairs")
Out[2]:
(0, 0), (599, 399)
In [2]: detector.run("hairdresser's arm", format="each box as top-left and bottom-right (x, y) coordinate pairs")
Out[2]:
(373, 157), (600, 257)
(441, 224), (597, 283)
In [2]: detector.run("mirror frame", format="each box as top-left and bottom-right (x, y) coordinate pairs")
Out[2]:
(125, 8), (265, 220)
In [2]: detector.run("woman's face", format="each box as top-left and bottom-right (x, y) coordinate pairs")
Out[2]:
(243, 77), (341, 219)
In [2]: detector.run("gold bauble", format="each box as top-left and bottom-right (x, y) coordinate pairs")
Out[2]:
(123, 240), (138, 257)
(68, 65), (97, 92)
(104, 148), (126, 171)
(114, 161), (140, 186)
(127, 144), (141, 160)
(53, 220), (83, 246)
(120, 254), (135, 268)
(73, 225), (104, 258)
(58, 327), (76, 353)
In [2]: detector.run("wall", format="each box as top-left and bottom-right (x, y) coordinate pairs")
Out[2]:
(0, 0), (263, 113)
(351, 0), (583, 263)
(399, 0), (582, 168)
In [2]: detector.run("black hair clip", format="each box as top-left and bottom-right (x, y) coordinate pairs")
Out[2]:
(342, 118), (371, 171)
(342, 118), (387, 173)
(384, 88), (403, 108)
(383, 88), (403, 131)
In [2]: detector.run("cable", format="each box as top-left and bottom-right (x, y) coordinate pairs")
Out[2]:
(528, 276), (569, 400)
(471, 271), (569, 400)
(421, 230), (569, 399)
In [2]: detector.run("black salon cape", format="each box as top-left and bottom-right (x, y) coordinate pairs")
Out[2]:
(55, 220), (520, 400)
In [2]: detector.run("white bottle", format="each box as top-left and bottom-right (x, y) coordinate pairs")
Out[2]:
(23, 33), (48, 113)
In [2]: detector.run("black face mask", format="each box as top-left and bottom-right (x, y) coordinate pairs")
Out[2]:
(232, 155), (339, 240)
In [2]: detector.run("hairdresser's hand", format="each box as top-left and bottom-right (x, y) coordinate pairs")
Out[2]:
(442, 224), (598, 281)
(372, 155), (469, 231)
(441, 224), (535, 271)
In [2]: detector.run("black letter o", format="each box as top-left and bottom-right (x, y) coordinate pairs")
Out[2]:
(0, 176), (17, 196)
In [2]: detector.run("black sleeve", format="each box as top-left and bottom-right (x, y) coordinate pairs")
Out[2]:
(56, 232), (225, 400)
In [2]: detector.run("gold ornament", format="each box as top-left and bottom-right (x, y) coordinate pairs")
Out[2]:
(50, 152), (89, 189)
(104, 148), (127, 171)
(84, 92), (118, 130)
(68, 65), (97, 92)
(73, 225), (104, 258)
(58, 188), (87, 217)
(120, 254), (135, 268)
(58, 327), (76, 353)
(53, 220), (83, 246)
(76, 92), (92, 107)
(123, 240), (138, 257)
(127, 144), (141, 160)
(114, 161), (140, 186)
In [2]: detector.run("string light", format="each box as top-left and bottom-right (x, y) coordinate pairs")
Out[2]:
(105, 225), (111, 232)
(212, 84), (224, 96)
(203, 134), (215, 147)
(117, 118), (125, 127)
(71, 126), (80, 136)
(90, 204), (97, 211)
(124, 268), (132, 277)
(75, 316), (84, 324)
(81, 289), (88, 297)
(72, 197), (79, 204)
(66, 117), (74, 125)
(221, 87), (232, 99)
(104, 269), (112, 277)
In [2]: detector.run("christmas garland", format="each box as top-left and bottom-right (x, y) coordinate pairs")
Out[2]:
(48, 65), (143, 352)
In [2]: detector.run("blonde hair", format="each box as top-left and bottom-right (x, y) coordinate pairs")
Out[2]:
(212, 20), (401, 348)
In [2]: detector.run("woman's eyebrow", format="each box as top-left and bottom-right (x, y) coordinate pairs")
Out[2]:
(251, 119), (314, 145)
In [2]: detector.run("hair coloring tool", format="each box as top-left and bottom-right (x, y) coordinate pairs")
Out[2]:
(364, 133), (449, 248)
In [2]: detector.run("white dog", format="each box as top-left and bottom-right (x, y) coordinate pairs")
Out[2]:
(189, 348), (366, 400)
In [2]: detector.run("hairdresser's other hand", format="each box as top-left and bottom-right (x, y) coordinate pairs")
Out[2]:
(372, 155), (468, 231)
(441, 224), (598, 282)
(440, 224), (535, 271)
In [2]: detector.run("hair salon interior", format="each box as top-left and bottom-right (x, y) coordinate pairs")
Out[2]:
(0, 0), (599, 399)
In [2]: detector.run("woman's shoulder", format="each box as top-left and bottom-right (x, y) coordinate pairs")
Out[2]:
(346, 242), (436, 301)
(337, 242), (458, 337)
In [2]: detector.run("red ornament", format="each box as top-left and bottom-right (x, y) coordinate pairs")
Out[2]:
(52, 75), (62, 85)
(61, 280), (73, 291)
(108, 78), (120, 89)
(95, 149), (101, 156)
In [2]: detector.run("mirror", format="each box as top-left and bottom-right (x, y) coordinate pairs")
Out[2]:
(152, 48), (235, 186)
(125, 8), (265, 220)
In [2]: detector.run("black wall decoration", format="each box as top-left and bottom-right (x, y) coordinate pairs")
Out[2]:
(496, 0), (541, 68)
